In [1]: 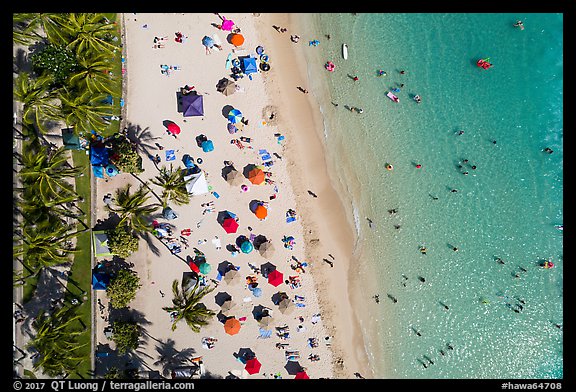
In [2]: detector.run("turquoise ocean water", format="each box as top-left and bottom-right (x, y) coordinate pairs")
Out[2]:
(295, 13), (563, 379)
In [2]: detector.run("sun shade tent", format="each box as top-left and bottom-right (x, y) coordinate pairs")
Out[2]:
(181, 94), (204, 117)
(92, 271), (110, 290)
(184, 171), (209, 195)
(62, 128), (81, 150)
(241, 57), (258, 76)
(92, 230), (113, 257)
(90, 146), (109, 166)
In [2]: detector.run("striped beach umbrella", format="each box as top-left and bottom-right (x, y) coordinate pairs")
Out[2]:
(228, 108), (243, 123)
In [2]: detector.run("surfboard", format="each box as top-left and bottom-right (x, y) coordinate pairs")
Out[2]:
(342, 43), (348, 60)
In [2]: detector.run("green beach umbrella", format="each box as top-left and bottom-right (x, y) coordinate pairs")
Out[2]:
(240, 240), (254, 254)
(199, 262), (211, 274)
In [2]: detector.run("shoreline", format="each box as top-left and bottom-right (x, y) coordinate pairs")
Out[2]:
(254, 13), (373, 378)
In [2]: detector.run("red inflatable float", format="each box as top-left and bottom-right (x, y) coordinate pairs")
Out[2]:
(477, 58), (493, 69)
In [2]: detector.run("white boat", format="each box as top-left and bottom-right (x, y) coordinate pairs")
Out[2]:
(386, 92), (399, 103)
(342, 43), (348, 60)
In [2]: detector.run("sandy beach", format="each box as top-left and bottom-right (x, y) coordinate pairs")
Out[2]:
(94, 12), (371, 379)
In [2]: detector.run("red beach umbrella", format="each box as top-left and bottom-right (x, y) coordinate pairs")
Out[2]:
(166, 122), (181, 135)
(244, 358), (261, 375)
(188, 260), (200, 273)
(221, 218), (239, 234)
(294, 371), (310, 379)
(267, 269), (283, 287)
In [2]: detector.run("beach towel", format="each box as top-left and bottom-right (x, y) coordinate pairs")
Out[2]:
(257, 328), (272, 339)
(286, 216), (296, 223)
(165, 150), (176, 161)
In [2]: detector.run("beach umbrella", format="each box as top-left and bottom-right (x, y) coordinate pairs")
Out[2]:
(240, 240), (254, 254)
(252, 287), (262, 297)
(244, 358), (261, 375)
(199, 262), (211, 274)
(222, 218), (239, 234)
(228, 108), (243, 124)
(254, 205), (268, 220)
(294, 371), (310, 379)
(223, 269), (240, 285)
(224, 317), (241, 335)
(257, 314), (272, 326)
(267, 269), (283, 287)
(105, 163), (119, 177)
(225, 169), (244, 186)
(221, 18), (235, 31)
(258, 242), (275, 258)
(216, 78), (236, 96)
(230, 33), (245, 47)
(201, 140), (214, 152)
(221, 299), (236, 312)
(202, 35), (215, 48)
(285, 361), (304, 375)
(227, 122), (238, 134)
(188, 260), (200, 273)
(278, 298), (295, 315)
(166, 121), (181, 135)
(247, 167), (265, 185)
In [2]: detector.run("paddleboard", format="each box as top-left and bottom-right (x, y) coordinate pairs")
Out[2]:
(342, 43), (348, 60)
(386, 92), (399, 103)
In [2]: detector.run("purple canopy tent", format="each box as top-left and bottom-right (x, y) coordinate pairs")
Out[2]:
(181, 94), (204, 117)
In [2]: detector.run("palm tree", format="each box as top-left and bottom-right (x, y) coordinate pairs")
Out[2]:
(162, 279), (216, 332)
(13, 72), (61, 135)
(27, 305), (89, 378)
(68, 52), (118, 96)
(13, 13), (69, 45)
(150, 164), (191, 207)
(60, 13), (120, 56)
(13, 219), (78, 274)
(106, 184), (160, 234)
(17, 144), (82, 204)
(58, 87), (114, 136)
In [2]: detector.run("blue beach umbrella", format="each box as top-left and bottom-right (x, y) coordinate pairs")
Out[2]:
(252, 287), (262, 297)
(240, 240), (254, 254)
(105, 163), (119, 177)
(228, 108), (243, 124)
(202, 36), (214, 48)
(201, 140), (214, 152)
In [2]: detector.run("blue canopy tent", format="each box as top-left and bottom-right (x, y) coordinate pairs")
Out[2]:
(181, 94), (204, 117)
(201, 140), (214, 152)
(90, 146), (109, 166)
(241, 57), (258, 76)
(92, 272), (110, 290)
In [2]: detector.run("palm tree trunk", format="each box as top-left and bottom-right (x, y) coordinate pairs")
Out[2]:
(130, 173), (163, 205)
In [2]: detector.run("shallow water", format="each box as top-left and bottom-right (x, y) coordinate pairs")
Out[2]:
(298, 13), (563, 379)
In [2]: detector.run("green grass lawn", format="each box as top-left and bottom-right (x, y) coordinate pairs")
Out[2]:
(68, 149), (93, 378)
